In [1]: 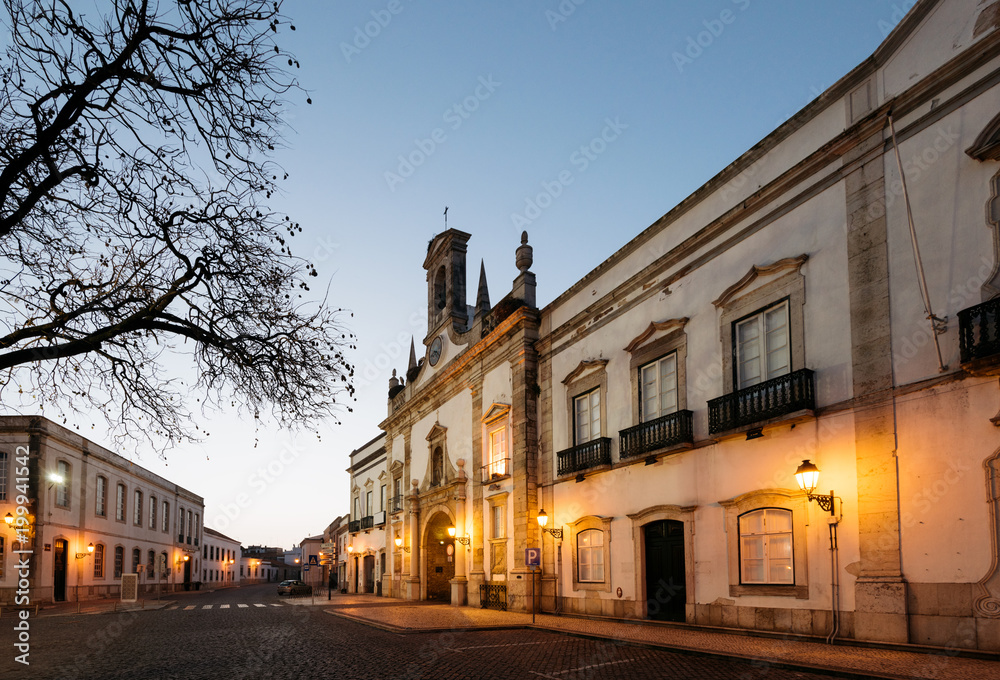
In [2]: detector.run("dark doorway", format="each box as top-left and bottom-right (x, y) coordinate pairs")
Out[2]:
(182, 559), (191, 589)
(424, 512), (455, 601)
(353, 556), (359, 593)
(363, 554), (375, 593)
(53, 539), (68, 602)
(644, 520), (685, 622)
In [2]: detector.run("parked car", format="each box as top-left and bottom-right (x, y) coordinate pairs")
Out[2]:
(277, 580), (312, 596)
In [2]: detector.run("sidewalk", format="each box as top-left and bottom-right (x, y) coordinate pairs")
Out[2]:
(324, 595), (1000, 680)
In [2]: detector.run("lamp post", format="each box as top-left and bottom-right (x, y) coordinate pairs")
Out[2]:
(793, 459), (842, 643)
(446, 526), (470, 546)
(394, 535), (411, 553)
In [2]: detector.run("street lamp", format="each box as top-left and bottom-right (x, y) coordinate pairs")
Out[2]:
(446, 526), (470, 546)
(74, 543), (95, 559)
(394, 535), (410, 553)
(794, 460), (837, 515)
(536, 510), (563, 539)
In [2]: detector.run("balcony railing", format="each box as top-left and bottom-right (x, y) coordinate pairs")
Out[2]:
(556, 437), (612, 477)
(361, 515), (374, 530)
(389, 494), (404, 514)
(959, 298), (1000, 363)
(619, 410), (694, 459)
(480, 583), (507, 611)
(708, 369), (815, 434)
(348, 519), (361, 533)
(481, 457), (511, 482)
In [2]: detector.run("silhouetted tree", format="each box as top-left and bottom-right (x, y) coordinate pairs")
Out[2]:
(0, 0), (353, 451)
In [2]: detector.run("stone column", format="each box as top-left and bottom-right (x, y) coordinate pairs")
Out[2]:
(405, 479), (421, 601)
(845, 124), (908, 643)
(451, 460), (469, 606)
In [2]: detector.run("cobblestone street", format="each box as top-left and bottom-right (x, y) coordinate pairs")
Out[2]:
(4, 585), (873, 680)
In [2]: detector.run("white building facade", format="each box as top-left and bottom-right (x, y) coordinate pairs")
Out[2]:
(202, 527), (240, 589)
(0, 416), (205, 603)
(361, 0), (1000, 651)
(345, 433), (389, 595)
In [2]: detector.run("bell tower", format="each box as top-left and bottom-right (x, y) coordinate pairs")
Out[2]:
(422, 229), (470, 341)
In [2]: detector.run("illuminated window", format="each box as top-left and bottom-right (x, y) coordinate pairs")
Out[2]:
(93, 544), (105, 578)
(577, 529), (605, 582)
(739, 508), (793, 585)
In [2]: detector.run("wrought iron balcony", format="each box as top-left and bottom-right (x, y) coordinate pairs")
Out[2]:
(348, 519), (361, 533)
(619, 410), (693, 459)
(556, 437), (612, 477)
(708, 369), (815, 434)
(389, 494), (404, 514)
(481, 457), (511, 482)
(361, 515), (374, 530)
(959, 298), (1000, 363)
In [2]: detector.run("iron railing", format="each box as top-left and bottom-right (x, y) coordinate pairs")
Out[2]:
(389, 494), (404, 513)
(361, 515), (374, 530)
(959, 298), (1000, 363)
(348, 520), (361, 533)
(619, 410), (693, 459)
(708, 369), (815, 434)
(481, 457), (511, 482)
(556, 437), (612, 477)
(480, 583), (507, 611)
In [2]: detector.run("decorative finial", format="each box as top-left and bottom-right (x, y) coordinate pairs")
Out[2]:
(516, 231), (533, 273)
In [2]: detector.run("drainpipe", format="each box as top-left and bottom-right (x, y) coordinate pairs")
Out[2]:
(888, 113), (948, 372)
(826, 518), (841, 644)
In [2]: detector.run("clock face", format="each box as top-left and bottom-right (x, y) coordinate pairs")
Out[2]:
(428, 336), (443, 366)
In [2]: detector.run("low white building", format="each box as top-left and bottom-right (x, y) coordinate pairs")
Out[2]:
(201, 527), (240, 588)
(345, 433), (389, 595)
(0, 416), (204, 603)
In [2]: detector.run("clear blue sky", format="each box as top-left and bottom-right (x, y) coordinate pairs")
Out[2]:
(96, 0), (912, 548)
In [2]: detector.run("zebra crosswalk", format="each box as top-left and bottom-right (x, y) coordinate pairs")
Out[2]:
(166, 602), (286, 611)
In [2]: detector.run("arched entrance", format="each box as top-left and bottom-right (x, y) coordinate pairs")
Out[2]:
(53, 539), (68, 602)
(644, 520), (685, 622)
(423, 511), (455, 601)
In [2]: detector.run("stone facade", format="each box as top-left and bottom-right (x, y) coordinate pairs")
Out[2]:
(344, 0), (1000, 651)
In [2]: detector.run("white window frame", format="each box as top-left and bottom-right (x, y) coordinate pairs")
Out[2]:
(149, 496), (157, 529)
(577, 529), (605, 583)
(162, 501), (169, 533)
(55, 460), (70, 507)
(133, 489), (143, 526)
(738, 508), (794, 585)
(568, 515), (613, 592)
(640, 351), (679, 422)
(573, 388), (602, 445)
(93, 543), (105, 579)
(734, 300), (791, 390)
(0, 451), (7, 501)
(95, 475), (106, 517)
(116, 483), (126, 522)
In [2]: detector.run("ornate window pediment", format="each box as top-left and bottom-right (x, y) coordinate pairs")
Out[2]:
(482, 402), (511, 424)
(712, 255), (808, 308)
(562, 359), (608, 386)
(967, 111), (1000, 162)
(426, 422), (448, 442)
(623, 318), (688, 354)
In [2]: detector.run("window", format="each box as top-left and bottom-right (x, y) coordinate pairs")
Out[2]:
(573, 389), (601, 444)
(148, 550), (155, 574)
(178, 506), (185, 542)
(353, 496), (360, 520)
(0, 536), (4, 578)
(132, 548), (141, 574)
(186, 510), (192, 544)
(735, 301), (790, 389)
(94, 544), (105, 578)
(194, 513), (199, 545)
(149, 496), (156, 529)
(380, 484), (386, 512)
(56, 461), (70, 507)
(203, 545), (207, 559)
(491, 504), (505, 539)
(0, 451), (7, 501)
(739, 508), (793, 585)
(95, 476), (107, 517)
(162, 501), (169, 533)
(116, 484), (126, 521)
(640, 353), (678, 421)
(394, 477), (402, 499)
(133, 490), (143, 526)
(365, 491), (373, 516)
(488, 425), (507, 476)
(114, 546), (124, 579)
(577, 529), (605, 582)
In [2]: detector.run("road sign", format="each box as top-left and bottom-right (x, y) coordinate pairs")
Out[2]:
(321, 542), (336, 550)
(525, 548), (540, 567)
(304, 565), (310, 571)
(308, 554), (319, 565)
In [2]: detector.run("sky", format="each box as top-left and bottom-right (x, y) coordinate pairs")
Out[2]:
(56, 0), (916, 548)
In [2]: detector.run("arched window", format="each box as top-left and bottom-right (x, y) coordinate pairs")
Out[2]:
(133, 489), (142, 526)
(95, 475), (107, 517)
(93, 544), (105, 578)
(577, 529), (605, 582)
(434, 266), (447, 310)
(132, 547), (141, 574)
(162, 501), (169, 533)
(114, 546), (124, 578)
(738, 508), (793, 585)
(149, 495), (156, 529)
(55, 460), (70, 507)
(432, 447), (444, 485)
(147, 550), (155, 574)
(116, 483), (126, 521)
